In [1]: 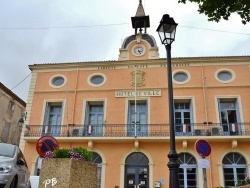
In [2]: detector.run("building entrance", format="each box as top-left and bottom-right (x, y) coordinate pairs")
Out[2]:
(125, 152), (149, 188)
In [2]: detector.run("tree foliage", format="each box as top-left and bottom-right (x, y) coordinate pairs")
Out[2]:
(178, 0), (250, 24)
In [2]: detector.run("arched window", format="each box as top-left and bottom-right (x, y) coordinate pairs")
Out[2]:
(223, 152), (248, 187)
(178, 153), (198, 188)
(91, 152), (103, 188)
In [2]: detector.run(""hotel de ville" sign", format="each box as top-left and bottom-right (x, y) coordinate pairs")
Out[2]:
(115, 89), (161, 97)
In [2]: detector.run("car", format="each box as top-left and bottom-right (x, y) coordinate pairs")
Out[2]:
(0, 143), (31, 188)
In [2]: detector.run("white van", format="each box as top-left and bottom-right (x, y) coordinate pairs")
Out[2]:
(0, 143), (31, 188)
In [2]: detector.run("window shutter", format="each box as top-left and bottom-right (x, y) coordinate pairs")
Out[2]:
(235, 98), (240, 123)
(85, 102), (90, 125)
(218, 98), (222, 123)
(43, 103), (49, 125)
(189, 100), (193, 124)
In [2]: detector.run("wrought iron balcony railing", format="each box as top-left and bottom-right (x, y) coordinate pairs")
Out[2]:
(24, 123), (250, 138)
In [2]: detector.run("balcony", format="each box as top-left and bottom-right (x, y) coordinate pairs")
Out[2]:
(24, 123), (250, 138)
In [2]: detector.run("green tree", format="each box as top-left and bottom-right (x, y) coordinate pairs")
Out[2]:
(178, 0), (250, 24)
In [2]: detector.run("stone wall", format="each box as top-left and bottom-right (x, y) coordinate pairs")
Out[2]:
(38, 158), (97, 188)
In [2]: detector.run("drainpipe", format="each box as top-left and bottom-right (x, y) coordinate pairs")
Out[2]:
(72, 68), (79, 123)
(208, 155), (213, 188)
(201, 62), (209, 124)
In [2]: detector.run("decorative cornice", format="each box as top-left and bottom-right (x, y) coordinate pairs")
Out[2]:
(29, 56), (250, 71)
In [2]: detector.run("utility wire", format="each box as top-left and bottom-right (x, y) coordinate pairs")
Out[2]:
(0, 22), (249, 36)
(180, 25), (250, 35)
(0, 73), (31, 99)
(10, 73), (31, 91)
(0, 23), (130, 30)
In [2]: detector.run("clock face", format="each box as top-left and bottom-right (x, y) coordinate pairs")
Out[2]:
(133, 46), (145, 56)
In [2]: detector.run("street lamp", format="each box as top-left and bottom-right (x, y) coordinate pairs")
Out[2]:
(156, 14), (179, 188)
(11, 118), (24, 145)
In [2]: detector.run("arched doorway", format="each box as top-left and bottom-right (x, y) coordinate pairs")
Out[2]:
(125, 152), (149, 188)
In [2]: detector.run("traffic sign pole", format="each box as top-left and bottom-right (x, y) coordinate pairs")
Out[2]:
(195, 139), (211, 188)
(202, 157), (207, 188)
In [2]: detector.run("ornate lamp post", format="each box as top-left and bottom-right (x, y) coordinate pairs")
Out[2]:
(11, 118), (24, 145)
(156, 14), (180, 188)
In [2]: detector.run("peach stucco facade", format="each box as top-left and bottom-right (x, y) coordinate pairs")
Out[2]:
(20, 51), (250, 187)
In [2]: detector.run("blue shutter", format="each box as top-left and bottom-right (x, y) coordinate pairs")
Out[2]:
(85, 102), (90, 125)
(43, 102), (49, 125)
(235, 98), (240, 123)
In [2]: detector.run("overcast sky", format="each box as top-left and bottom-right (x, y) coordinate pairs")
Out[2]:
(0, 0), (249, 102)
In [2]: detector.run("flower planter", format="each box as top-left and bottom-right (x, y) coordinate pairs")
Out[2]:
(38, 158), (97, 188)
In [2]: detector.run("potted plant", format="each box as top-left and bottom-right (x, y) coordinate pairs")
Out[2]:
(38, 147), (97, 188)
(44, 147), (93, 161)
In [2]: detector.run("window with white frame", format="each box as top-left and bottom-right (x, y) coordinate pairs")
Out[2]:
(174, 72), (188, 82)
(128, 100), (148, 136)
(178, 152), (198, 188)
(84, 101), (104, 136)
(49, 75), (66, 88)
(215, 69), (235, 83)
(223, 152), (248, 187)
(218, 98), (240, 135)
(174, 100), (193, 134)
(43, 102), (63, 136)
(88, 73), (106, 87)
(51, 76), (65, 87)
(173, 70), (191, 84)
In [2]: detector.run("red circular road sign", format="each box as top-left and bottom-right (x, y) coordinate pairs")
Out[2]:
(195, 139), (211, 157)
(36, 136), (59, 157)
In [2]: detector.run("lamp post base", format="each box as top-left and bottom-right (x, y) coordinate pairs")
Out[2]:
(168, 150), (180, 187)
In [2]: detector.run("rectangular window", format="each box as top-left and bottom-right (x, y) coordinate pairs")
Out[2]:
(128, 100), (148, 136)
(174, 100), (192, 135)
(218, 98), (240, 135)
(7, 101), (15, 118)
(223, 167), (247, 187)
(43, 102), (63, 136)
(223, 168), (234, 187)
(179, 167), (197, 188)
(8, 101), (15, 112)
(85, 101), (104, 136)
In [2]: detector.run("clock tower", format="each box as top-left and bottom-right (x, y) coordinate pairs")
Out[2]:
(118, 0), (159, 61)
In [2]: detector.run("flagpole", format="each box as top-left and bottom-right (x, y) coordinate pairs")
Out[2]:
(134, 66), (137, 137)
